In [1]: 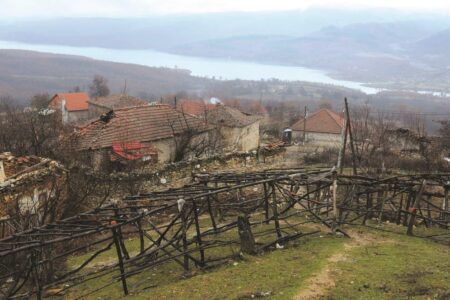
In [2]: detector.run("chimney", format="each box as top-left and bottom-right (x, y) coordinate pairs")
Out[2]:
(0, 160), (6, 183)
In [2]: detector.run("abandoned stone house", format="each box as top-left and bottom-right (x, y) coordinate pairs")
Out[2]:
(291, 108), (345, 147)
(177, 100), (261, 152)
(0, 153), (67, 238)
(48, 92), (90, 124)
(206, 104), (261, 152)
(87, 94), (148, 119)
(74, 104), (212, 169)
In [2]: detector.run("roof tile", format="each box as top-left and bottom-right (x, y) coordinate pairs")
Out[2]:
(292, 108), (344, 134)
(75, 104), (210, 150)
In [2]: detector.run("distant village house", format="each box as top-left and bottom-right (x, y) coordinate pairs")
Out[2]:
(291, 108), (345, 147)
(49, 92), (90, 124)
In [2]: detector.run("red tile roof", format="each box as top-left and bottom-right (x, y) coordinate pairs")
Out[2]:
(49, 93), (89, 112)
(292, 109), (344, 134)
(206, 104), (261, 128)
(223, 99), (268, 115)
(75, 104), (210, 150)
(88, 94), (148, 110)
(176, 99), (215, 116)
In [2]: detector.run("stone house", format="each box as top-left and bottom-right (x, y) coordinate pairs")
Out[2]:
(48, 92), (90, 124)
(0, 153), (67, 238)
(291, 108), (345, 147)
(87, 94), (148, 119)
(206, 104), (261, 152)
(75, 104), (212, 169)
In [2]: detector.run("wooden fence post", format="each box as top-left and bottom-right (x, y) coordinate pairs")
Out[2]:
(270, 183), (282, 238)
(263, 182), (270, 224)
(344, 98), (357, 175)
(180, 200), (190, 272)
(332, 172), (338, 231)
(112, 225), (129, 295)
(206, 193), (217, 233)
(237, 215), (256, 254)
(192, 200), (205, 266)
(407, 180), (426, 236)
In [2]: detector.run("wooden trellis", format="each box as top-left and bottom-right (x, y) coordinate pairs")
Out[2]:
(0, 168), (449, 299)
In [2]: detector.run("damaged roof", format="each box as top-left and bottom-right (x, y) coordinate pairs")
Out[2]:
(0, 152), (66, 193)
(75, 104), (211, 150)
(177, 99), (215, 116)
(88, 94), (148, 110)
(206, 104), (260, 128)
(292, 108), (345, 134)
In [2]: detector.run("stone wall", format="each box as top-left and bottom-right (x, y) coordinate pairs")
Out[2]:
(220, 121), (260, 152)
(292, 131), (342, 148)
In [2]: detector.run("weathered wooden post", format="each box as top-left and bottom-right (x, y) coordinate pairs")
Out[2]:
(407, 180), (426, 236)
(403, 191), (414, 227)
(396, 193), (404, 225)
(362, 192), (369, 225)
(263, 182), (270, 224)
(178, 198), (190, 271)
(332, 171), (338, 231)
(111, 222), (129, 295)
(192, 200), (205, 266)
(114, 208), (130, 260)
(237, 215), (256, 254)
(344, 98), (357, 175)
(270, 182), (282, 238)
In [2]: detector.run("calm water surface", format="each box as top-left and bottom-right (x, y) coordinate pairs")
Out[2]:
(0, 40), (382, 94)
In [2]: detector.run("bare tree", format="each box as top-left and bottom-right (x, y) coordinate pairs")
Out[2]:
(30, 93), (51, 110)
(0, 99), (66, 157)
(89, 75), (110, 98)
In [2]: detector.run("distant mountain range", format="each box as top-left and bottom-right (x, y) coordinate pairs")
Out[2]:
(1, 9), (450, 90)
(169, 20), (450, 84)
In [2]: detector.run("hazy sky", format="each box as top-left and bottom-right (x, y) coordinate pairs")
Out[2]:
(2, 0), (450, 18)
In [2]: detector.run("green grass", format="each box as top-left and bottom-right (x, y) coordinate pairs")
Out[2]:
(329, 229), (450, 300)
(61, 219), (450, 300)
(62, 213), (345, 300)
(130, 235), (345, 300)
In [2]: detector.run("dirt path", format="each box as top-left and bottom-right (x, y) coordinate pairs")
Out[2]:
(293, 230), (383, 300)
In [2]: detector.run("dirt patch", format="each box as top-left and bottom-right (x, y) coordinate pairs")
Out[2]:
(292, 230), (385, 300)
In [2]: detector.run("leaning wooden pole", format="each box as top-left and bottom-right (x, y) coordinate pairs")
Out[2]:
(344, 98), (357, 175)
(111, 224), (129, 295)
(337, 105), (348, 174)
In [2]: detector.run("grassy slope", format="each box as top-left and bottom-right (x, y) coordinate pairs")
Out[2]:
(330, 229), (450, 300)
(62, 225), (450, 300)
